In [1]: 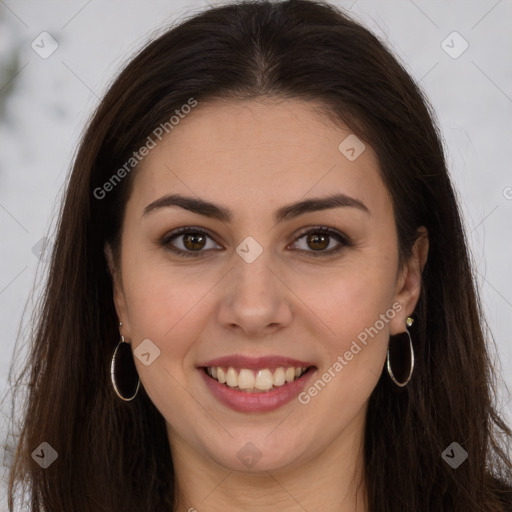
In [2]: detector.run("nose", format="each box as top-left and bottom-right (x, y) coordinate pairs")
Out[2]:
(216, 248), (293, 338)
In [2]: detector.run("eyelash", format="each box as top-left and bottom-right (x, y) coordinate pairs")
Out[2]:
(159, 226), (352, 259)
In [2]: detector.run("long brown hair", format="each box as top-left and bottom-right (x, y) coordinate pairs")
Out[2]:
(4, 0), (512, 510)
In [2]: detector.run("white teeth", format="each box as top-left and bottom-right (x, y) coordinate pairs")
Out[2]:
(226, 367), (238, 388)
(238, 369), (255, 389)
(285, 367), (296, 383)
(206, 365), (309, 391)
(255, 369), (274, 390)
(273, 367), (285, 386)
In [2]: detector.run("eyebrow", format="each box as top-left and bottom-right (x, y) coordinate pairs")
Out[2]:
(142, 192), (370, 223)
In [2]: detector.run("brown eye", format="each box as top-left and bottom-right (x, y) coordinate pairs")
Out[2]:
(160, 225), (351, 259)
(161, 228), (222, 257)
(306, 232), (330, 251)
(182, 232), (207, 251)
(290, 227), (351, 256)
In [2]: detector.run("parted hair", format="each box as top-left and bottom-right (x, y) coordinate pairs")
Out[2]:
(4, 1), (512, 510)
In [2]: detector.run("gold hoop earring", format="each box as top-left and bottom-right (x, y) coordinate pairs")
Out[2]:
(110, 330), (140, 401)
(386, 316), (415, 387)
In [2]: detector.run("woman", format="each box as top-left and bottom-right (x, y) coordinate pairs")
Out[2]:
(5, 0), (512, 510)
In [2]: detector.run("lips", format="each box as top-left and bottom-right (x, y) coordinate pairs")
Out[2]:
(198, 355), (317, 412)
(200, 355), (315, 370)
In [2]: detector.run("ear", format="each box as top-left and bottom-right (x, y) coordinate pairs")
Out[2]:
(104, 243), (131, 338)
(389, 226), (429, 335)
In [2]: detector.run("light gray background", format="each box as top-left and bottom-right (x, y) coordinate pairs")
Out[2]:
(1, 0), (511, 507)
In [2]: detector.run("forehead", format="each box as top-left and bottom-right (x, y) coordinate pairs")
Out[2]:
(128, 98), (391, 218)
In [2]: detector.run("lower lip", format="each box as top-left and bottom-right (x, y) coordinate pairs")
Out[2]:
(199, 368), (316, 413)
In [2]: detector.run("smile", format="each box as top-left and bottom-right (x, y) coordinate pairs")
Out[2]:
(204, 366), (309, 392)
(198, 355), (317, 412)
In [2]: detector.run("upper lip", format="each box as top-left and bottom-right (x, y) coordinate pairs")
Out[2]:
(199, 355), (315, 370)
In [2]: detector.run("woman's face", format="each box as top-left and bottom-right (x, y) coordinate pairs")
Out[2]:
(108, 98), (427, 473)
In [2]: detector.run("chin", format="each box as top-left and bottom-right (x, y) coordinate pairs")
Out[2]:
(203, 434), (311, 474)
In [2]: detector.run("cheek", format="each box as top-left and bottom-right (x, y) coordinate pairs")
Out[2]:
(120, 253), (213, 364)
(316, 253), (397, 333)
(321, 278), (394, 366)
(297, 273), (395, 420)
(120, 259), (215, 420)
(305, 245), (398, 382)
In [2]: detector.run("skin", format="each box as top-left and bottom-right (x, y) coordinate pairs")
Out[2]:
(106, 97), (429, 512)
